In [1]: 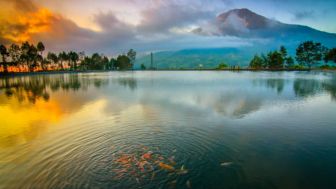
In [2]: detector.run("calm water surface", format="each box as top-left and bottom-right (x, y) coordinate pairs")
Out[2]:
(0, 71), (336, 189)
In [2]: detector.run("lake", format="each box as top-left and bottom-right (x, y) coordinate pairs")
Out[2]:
(1, 71), (336, 189)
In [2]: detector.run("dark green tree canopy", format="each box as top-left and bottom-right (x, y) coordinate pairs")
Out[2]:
(324, 48), (336, 63)
(267, 51), (284, 69)
(116, 55), (132, 70)
(296, 41), (326, 68)
(249, 55), (264, 69)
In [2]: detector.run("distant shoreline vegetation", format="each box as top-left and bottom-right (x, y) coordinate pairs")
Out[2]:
(0, 42), (136, 74)
(248, 41), (336, 70)
(1, 41), (336, 74)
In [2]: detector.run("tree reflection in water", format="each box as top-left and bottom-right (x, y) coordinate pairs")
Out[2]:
(0, 74), (110, 104)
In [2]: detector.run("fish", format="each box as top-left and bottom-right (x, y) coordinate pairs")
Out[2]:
(177, 169), (188, 175)
(137, 161), (148, 172)
(176, 165), (188, 174)
(158, 162), (175, 171)
(142, 153), (152, 160)
(186, 180), (191, 188)
(220, 162), (233, 167)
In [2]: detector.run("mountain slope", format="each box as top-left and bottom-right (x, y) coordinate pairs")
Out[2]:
(137, 8), (336, 68)
(194, 8), (336, 45)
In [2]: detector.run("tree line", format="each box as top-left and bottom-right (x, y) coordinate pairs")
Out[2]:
(0, 42), (136, 73)
(250, 41), (336, 69)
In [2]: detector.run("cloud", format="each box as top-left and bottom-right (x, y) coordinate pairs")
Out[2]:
(0, 0), (264, 54)
(137, 1), (214, 35)
(293, 10), (315, 20)
(1, 0), (38, 12)
(93, 11), (135, 42)
(193, 10), (251, 37)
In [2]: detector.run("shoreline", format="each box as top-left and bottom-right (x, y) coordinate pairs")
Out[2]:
(1, 68), (335, 78)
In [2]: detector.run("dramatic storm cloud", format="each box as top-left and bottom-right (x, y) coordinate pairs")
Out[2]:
(0, 0), (335, 55)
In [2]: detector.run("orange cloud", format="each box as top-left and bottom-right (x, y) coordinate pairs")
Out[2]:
(2, 8), (55, 43)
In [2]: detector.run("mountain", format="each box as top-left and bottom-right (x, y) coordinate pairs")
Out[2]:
(137, 8), (336, 69)
(194, 8), (336, 45)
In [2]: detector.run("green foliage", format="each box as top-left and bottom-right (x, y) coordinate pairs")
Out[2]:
(0, 42), (136, 73)
(47, 52), (58, 64)
(19, 42), (41, 72)
(249, 46), (296, 70)
(285, 57), (294, 68)
(127, 49), (136, 66)
(58, 51), (68, 70)
(296, 41), (326, 69)
(8, 44), (21, 64)
(249, 46), (290, 69)
(267, 51), (284, 69)
(280, 46), (287, 58)
(0, 44), (9, 73)
(217, 62), (228, 69)
(109, 58), (117, 70)
(68, 51), (79, 71)
(116, 55), (132, 70)
(292, 64), (305, 69)
(249, 55), (264, 69)
(324, 48), (336, 63)
(140, 63), (146, 70)
(37, 42), (45, 55)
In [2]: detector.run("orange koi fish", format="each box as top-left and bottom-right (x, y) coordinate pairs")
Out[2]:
(158, 162), (175, 171)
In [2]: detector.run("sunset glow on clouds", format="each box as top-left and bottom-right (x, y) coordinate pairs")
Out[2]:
(0, 0), (335, 55)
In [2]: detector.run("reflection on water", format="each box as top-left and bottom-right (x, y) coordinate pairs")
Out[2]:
(1, 71), (336, 189)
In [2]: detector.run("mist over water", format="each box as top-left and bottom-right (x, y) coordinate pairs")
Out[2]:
(1, 71), (336, 189)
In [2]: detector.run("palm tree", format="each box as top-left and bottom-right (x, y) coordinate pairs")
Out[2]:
(0, 44), (9, 73)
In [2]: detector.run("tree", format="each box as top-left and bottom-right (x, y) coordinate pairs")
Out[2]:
(20, 42), (40, 72)
(324, 48), (336, 64)
(267, 51), (284, 69)
(20, 42), (30, 71)
(36, 42), (46, 71)
(116, 55), (131, 70)
(102, 56), (109, 70)
(58, 51), (68, 70)
(285, 56), (294, 68)
(249, 55), (264, 69)
(296, 41), (325, 69)
(47, 52), (59, 70)
(110, 58), (117, 70)
(28, 44), (40, 72)
(68, 51), (79, 71)
(127, 49), (136, 69)
(140, 64), (146, 70)
(37, 42), (45, 56)
(78, 51), (85, 70)
(280, 46), (287, 58)
(9, 44), (21, 64)
(217, 62), (228, 69)
(0, 44), (9, 73)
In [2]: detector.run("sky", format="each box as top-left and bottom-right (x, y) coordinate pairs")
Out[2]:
(0, 0), (335, 55)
